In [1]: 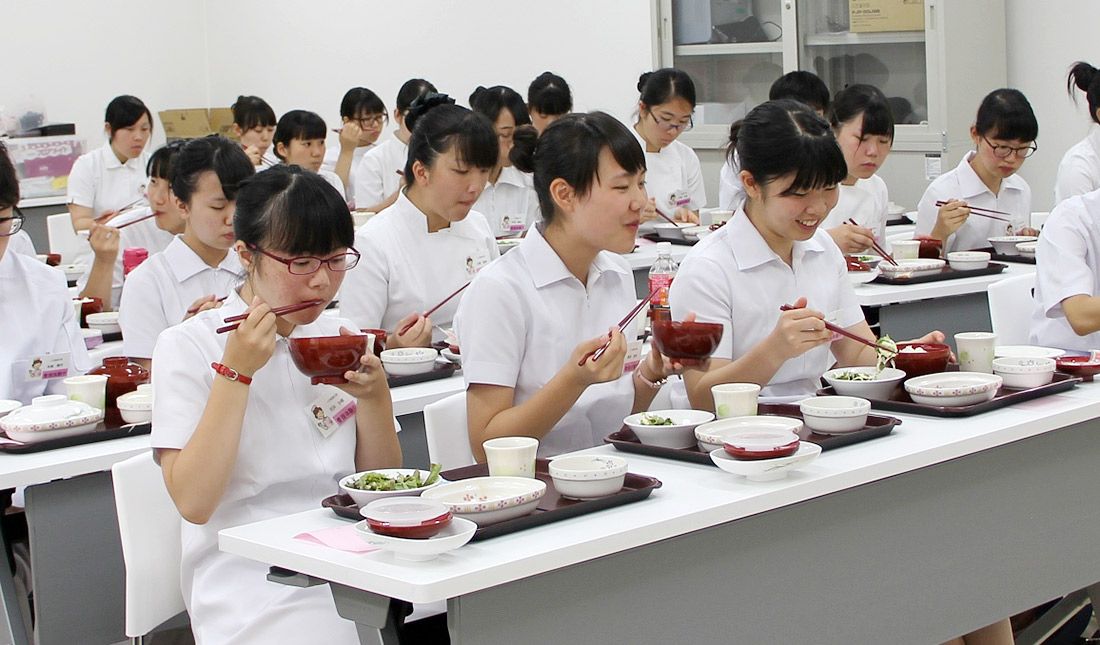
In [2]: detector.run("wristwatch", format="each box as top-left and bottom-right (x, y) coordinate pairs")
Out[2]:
(211, 362), (252, 385)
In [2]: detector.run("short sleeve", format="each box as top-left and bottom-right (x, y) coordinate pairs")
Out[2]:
(914, 181), (941, 238)
(119, 263), (169, 359)
(453, 272), (527, 387)
(66, 153), (97, 208)
(1035, 210), (1094, 319)
(150, 327), (213, 450)
(670, 254), (736, 360)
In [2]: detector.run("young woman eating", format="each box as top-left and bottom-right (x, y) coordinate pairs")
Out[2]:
(341, 94), (499, 348)
(273, 110), (345, 199)
(152, 165), (399, 643)
(469, 85), (540, 237)
(231, 95), (277, 169)
(323, 86), (387, 203)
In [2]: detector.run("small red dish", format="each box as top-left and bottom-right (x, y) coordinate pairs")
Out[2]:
(362, 498), (452, 540)
(893, 342), (951, 378)
(846, 257), (871, 272)
(288, 335), (369, 384)
(79, 297), (103, 328)
(1055, 356), (1100, 382)
(723, 430), (800, 461)
(652, 320), (724, 367)
(918, 238), (943, 259)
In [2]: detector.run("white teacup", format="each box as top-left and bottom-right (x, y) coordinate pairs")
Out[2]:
(64, 375), (108, 410)
(483, 437), (539, 478)
(711, 383), (761, 419)
(955, 332), (998, 374)
(891, 240), (920, 260)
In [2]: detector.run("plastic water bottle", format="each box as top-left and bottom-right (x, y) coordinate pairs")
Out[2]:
(648, 242), (678, 317)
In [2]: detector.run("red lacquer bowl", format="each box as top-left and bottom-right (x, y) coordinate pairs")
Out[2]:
(652, 320), (724, 367)
(288, 335), (369, 385)
(1055, 356), (1100, 382)
(723, 431), (801, 461)
(892, 343), (951, 378)
(359, 329), (388, 356)
(365, 512), (452, 539)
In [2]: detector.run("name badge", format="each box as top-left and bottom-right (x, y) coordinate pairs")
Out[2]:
(22, 353), (71, 381)
(500, 215), (525, 233)
(305, 389), (357, 438)
(667, 190), (690, 210)
(466, 249), (490, 276)
(623, 340), (642, 375)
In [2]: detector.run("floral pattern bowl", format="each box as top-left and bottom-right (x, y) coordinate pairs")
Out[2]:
(548, 455), (628, 500)
(903, 372), (1003, 406)
(421, 476), (546, 526)
(0, 395), (104, 443)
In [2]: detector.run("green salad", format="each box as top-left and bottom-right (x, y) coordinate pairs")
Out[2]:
(833, 336), (897, 381)
(346, 464), (442, 491)
(639, 412), (674, 426)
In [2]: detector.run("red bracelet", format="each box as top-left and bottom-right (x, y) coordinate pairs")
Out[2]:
(211, 362), (252, 385)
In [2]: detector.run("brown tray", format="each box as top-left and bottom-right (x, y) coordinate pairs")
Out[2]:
(975, 247), (1035, 265)
(0, 421), (151, 454)
(605, 403), (901, 465)
(640, 232), (696, 246)
(386, 361), (460, 388)
(323, 459), (662, 541)
(816, 372), (1080, 417)
(872, 262), (1007, 285)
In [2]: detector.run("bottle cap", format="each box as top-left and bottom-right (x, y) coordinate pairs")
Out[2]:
(656, 241), (672, 254)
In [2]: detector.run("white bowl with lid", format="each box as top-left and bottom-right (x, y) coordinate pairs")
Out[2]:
(694, 415), (804, 453)
(903, 372), (1003, 406)
(878, 259), (946, 278)
(0, 400), (22, 418)
(85, 311), (121, 335)
(380, 348), (438, 376)
(991, 357), (1055, 389)
(946, 251), (991, 271)
(0, 395), (104, 443)
(116, 383), (153, 424)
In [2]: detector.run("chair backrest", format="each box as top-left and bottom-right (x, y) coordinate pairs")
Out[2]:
(46, 213), (81, 263)
(111, 451), (185, 638)
(987, 273), (1036, 346)
(1031, 211), (1050, 230)
(423, 392), (476, 470)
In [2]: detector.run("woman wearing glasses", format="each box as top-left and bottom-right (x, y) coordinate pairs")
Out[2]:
(916, 89), (1039, 253)
(469, 85), (540, 237)
(323, 87), (387, 203)
(632, 68), (704, 229)
(151, 165), (398, 644)
(118, 136), (254, 369)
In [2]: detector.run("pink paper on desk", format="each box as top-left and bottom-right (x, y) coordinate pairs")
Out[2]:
(294, 524), (378, 554)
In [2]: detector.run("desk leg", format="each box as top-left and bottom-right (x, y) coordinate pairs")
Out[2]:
(0, 524), (29, 645)
(329, 583), (401, 645)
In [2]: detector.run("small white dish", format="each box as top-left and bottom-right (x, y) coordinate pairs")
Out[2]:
(339, 468), (444, 507)
(440, 348), (462, 365)
(847, 267), (878, 287)
(116, 383), (153, 425)
(623, 409), (715, 449)
(994, 345), (1065, 360)
(682, 225), (711, 241)
(822, 367), (906, 400)
(354, 516), (476, 562)
(380, 348), (438, 376)
(654, 222), (691, 240)
(695, 415), (803, 453)
(421, 476), (546, 526)
(878, 258), (945, 278)
(547, 454), (628, 500)
(1015, 241), (1037, 256)
(798, 396), (871, 434)
(988, 236), (1037, 256)
(946, 251), (991, 271)
(0, 395), (104, 443)
(709, 442), (822, 482)
(85, 312), (121, 335)
(992, 357), (1056, 389)
(904, 372), (1003, 407)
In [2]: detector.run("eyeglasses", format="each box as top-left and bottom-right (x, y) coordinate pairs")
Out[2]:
(649, 110), (693, 133)
(248, 244), (361, 275)
(982, 136), (1037, 159)
(354, 114), (387, 128)
(0, 207), (25, 238)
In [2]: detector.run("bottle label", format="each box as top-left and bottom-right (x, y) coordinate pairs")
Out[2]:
(649, 274), (673, 306)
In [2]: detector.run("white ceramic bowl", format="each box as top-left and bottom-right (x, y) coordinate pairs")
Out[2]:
(654, 222), (691, 240)
(0, 400), (22, 418)
(878, 258), (945, 278)
(0, 395), (104, 443)
(903, 372), (1003, 406)
(992, 357), (1056, 389)
(709, 442), (822, 482)
(822, 367), (906, 400)
(85, 311), (121, 334)
(994, 345), (1065, 360)
(421, 476), (546, 526)
(380, 348), (438, 376)
(988, 236), (1037, 255)
(439, 348), (461, 365)
(1015, 241), (1037, 256)
(695, 415), (803, 453)
(116, 383), (153, 424)
(354, 516), (476, 562)
(798, 396), (871, 434)
(339, 468), (444, 506)
(81, 328), (103, 349)
(847, 268), (878, 287)
(623, 409), (715, 449)
(61, 264), (86, 282)
(547, 454), (628, 500)
(707, 209), (734, 226)
(946, 251), (991, 271)
(683, 225), (711, 241)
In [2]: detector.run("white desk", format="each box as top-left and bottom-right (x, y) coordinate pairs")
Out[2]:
(221, 380), (1100, 644)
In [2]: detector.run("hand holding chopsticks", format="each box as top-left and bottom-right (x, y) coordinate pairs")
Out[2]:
(779, 303), (896, 356)
(397, 282), (472, 336)
(845, 219), (897, 266)
(578, 286), (661, 366)
(934, 200), (1011, 222)
(216, 299), (323, 334)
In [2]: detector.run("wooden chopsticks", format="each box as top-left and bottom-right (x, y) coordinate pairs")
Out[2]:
(578, 286), (662, 366)
(398, 283), (472, 335)
(846, 219), (897, 266)
(934, 201), (1011, 222)
(216, 299), (324, 333)
(780, 304), (897, 355)
(115, 211), (159, 229)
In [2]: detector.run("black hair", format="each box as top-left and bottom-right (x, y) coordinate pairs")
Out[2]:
(234, 165), (353, 256)
(105, 95), (152, 138)
(146, 140), (186, 181)
(0, 142), (18, 209)
(469, 85), (532, 127)
(340, 87), (386, 119)
(1067, 62), (1100, 126)
(172, 135), (255, 204)
(637, 68), (697, 109)
(403, 94), (499, 184)
(272, 110), (327, 161)
(231, 96), (276, 131)
(732, 99), (847, 196)
(511, 111), (646, 223)
(829, 84), (894, 140)
(769, 71), (830, 113)
(396, 79), (437, 114)
(975, 88), (1038, 143)
(527, 72), (573, 116)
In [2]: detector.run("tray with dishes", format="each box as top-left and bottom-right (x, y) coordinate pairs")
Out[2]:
(872, 260), (1006, 285)
(385, 360), (460, 388)
(605, 403), (901, 465)
(323, 459), (661, 541)
(974, 247), (1035, 265)
(0, 419), (151, 454)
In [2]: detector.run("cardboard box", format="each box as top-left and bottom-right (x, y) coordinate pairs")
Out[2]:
(5, 134), (84, 198)
(158, 108), (237, 142)
(849, 0), (924, 33)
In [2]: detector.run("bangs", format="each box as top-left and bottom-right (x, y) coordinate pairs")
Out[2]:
(237, 169), (354, 256)
(211, 143), (256, 202)
(146, 141), (183, 180)
(602, 118), (646, 177)
(859, 101), (895, 139)
(238, 109), (276, 131)
(780, 112), (846, 194)
(444, 112), (499, 170)
(977, 89), (1038, 143)
(987, 111), (1038, 143)
(277, 110), (326, 142)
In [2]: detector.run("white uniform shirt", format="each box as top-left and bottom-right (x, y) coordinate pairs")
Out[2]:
(1055, 126), (1100, 205)
(150, 293), (361, 644)
(8, 230), (35, 257)
(915, 151), (1031, 253)
(472, 166), (540, 236)
(1030, 189), (1100, 352)
(321, 143), (374, 204)
(340, 191), (498, 341)
(718, 152), (746, 212)
(352, 137), (408, 209)
(0, 251), (91, 403)
(74, 206), (175, 310)
(317, 168), (346, 201)
(822, 176), (890, 244)
(631, 127), (706, 231)
(118, 237), (244, 359)
(454, 225), (637, 457)
(67, 142), (150, 218)
(670, 211), (864, 401)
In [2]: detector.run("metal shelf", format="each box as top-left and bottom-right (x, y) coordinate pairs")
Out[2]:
(673, 41), (784, 57)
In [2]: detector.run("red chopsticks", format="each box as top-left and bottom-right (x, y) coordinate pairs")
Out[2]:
(398, 283), (472, 335)
(653, 205), (679, 226)
(216, 299), (324, 333)
(115, 211), (159, 229)
(779, 304), (896, 355)
(187, 296), (229, 315)
(934, 201), (1011, 222)
(93, 198), (144, 223)
(578, 286), (662, 366)
(845, 219), (897, 266)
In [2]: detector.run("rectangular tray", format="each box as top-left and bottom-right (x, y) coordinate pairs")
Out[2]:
(640, 232), (696, 247)
(975, 247), (1035, 265)
(386, 361), (460, 388)
(322, 459), (662, 541)
(605, 403), (901, 465)
(872, 262), (1007, 285)
(816, 372), (1080, 418)
(0, 421), (151, 454)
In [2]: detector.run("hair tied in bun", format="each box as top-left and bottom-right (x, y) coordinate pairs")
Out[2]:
(405, 92), (456, 132)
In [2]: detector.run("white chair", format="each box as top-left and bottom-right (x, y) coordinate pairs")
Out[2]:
(1031, 211), (1050, 230)
(423, 392), (475, 470)
(987, 273), (1036, 345)
(111, 451), (186, 645)
(45, 212), (81, 263)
